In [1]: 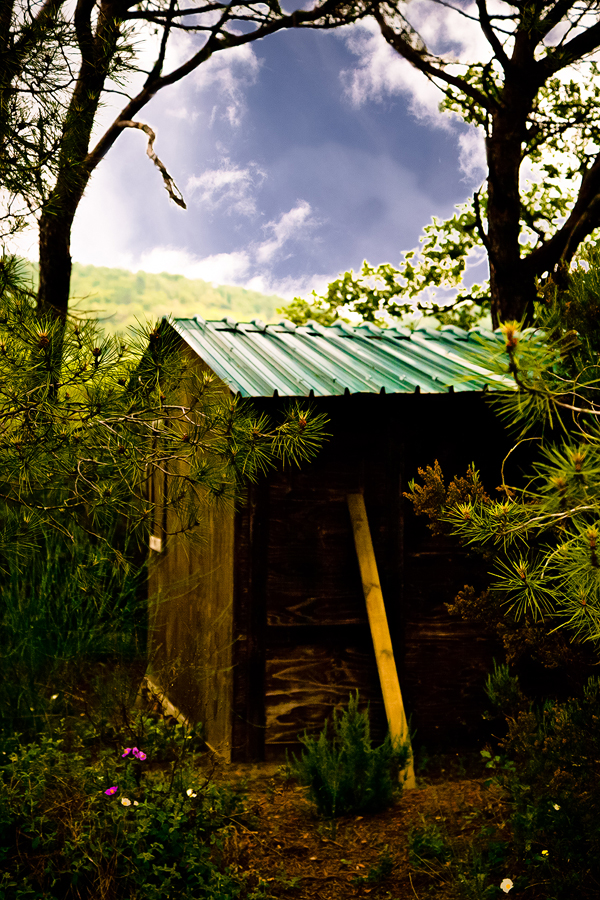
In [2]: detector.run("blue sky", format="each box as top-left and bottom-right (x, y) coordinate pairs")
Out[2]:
(25, 15), (489, 300)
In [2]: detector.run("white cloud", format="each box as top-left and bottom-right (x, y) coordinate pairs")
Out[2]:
(244, 269), (339, 302)
(70, 200), (321, 299)
(255, 201), (315, 265)
(341, 20), (453, 128)
(458, 127), (486, 181)
(86, 29), (261, 144)
(192, 43), (262, 128)
(340, 6), (494, 128)
(187, 159), (266, 217)
(409, 0), (495, 62)
(137, 246), (252, 283)
(132, 244), (338, 301)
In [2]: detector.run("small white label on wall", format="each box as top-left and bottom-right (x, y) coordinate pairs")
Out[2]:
(149, 535), (162, 552)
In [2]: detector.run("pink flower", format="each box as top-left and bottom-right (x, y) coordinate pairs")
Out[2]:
(122, 747), (146, 760)
(104, 786), (118, 796)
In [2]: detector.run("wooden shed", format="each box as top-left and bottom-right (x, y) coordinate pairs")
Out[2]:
(147, 318), (512, 762)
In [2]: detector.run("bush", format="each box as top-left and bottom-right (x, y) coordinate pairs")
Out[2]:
(484, 663), (600, 899)
(0, 718), (259, 900)
(0, 523), (265, 900)
(288, 691), (409, 817)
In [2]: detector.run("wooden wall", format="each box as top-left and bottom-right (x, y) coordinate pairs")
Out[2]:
(231, 393), (401, 761)
(146, 345), (236, 757)
(147, 372), (512, 762)
(401, 392), (508, 747)
(231, 391), (510, 760)
(147, 499), (235, 755)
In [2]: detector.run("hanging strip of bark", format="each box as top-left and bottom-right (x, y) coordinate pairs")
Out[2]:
(118, 120), (186, 209)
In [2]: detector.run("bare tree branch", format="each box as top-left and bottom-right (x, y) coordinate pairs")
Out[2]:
(118, 120), (187, 208)
(87, 0), (371, 176)
(525, 150), (600, 274)
(373, 5), (494, 112)
(538, 18), (600, 78)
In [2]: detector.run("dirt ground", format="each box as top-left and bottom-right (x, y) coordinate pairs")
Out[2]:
(198, 755), (510, 900)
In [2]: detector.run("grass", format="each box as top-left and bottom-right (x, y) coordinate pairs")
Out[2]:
(0, 525), (146, 742)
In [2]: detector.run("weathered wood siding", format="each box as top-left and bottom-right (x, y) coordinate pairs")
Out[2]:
(231, 391), (508, 760)
(147, 498), (235, 756)
(231, 394), (403, 761)
(148, 376), (511, 762)
(401, 393), (507, 746)
(147, 344), (236, 757)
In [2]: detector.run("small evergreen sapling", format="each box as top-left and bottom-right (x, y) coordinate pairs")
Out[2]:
(288, 692), (409, 818)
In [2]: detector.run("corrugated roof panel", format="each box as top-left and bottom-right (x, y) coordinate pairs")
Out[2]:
(168, 316), (513, 398)
(310, 329), (448, 393)
(340, 330), (476, 389)
(278, 326), (416, 393)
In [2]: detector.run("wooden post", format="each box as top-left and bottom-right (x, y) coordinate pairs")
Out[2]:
(347, 493), (416, 789)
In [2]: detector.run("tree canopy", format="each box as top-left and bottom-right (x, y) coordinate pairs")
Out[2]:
(405, 248), (600, 661)
(284, 1), (600, 330)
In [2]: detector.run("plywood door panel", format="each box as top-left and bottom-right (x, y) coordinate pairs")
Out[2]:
(264, 642), (387, 759)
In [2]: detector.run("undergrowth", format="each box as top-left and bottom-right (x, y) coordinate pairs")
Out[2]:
(0, 527), (265, 900)
(287, 691), (409, 818)
(0, 715), (263, 900)
(481, 663), (600, 899)
(0, 525), (145, 742)
(409, 663), (600, 899)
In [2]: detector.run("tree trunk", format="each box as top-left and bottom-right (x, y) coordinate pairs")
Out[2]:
(486, 73), (537, 329)
(35, 0), (120, 322)
(38, 209), (74, 321)
(488, 259), (536, 330)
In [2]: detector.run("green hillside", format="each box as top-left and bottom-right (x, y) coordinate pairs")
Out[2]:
(25, 262), (288, 333)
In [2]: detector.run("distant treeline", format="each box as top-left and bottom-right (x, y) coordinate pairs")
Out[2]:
(24, 261), (287, 333)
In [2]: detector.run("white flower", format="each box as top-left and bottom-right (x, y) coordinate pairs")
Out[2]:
(121, 798), (132, 807)
(134, 801), (139, 806)
(186, 788), (197, 798)
(500, 878), (514, 893)
(553, 803), (560, 810)
(50, 694), (59, 701)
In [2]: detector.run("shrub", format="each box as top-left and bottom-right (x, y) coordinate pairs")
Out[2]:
(0, 720), (259, 900)
(288, 691), (409, 817)
(408, 819), (451, 867)
(484, 663), (600, 899)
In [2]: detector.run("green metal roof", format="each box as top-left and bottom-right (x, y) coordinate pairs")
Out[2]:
(168, 316), (511, 398)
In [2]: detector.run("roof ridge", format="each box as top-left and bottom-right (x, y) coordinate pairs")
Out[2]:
(170, 314), (500, 338)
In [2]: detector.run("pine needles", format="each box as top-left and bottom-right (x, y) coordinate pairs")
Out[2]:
(288, 692), (409, 818)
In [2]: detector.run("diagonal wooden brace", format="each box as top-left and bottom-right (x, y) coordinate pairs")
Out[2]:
(347, 493), (416, 789)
